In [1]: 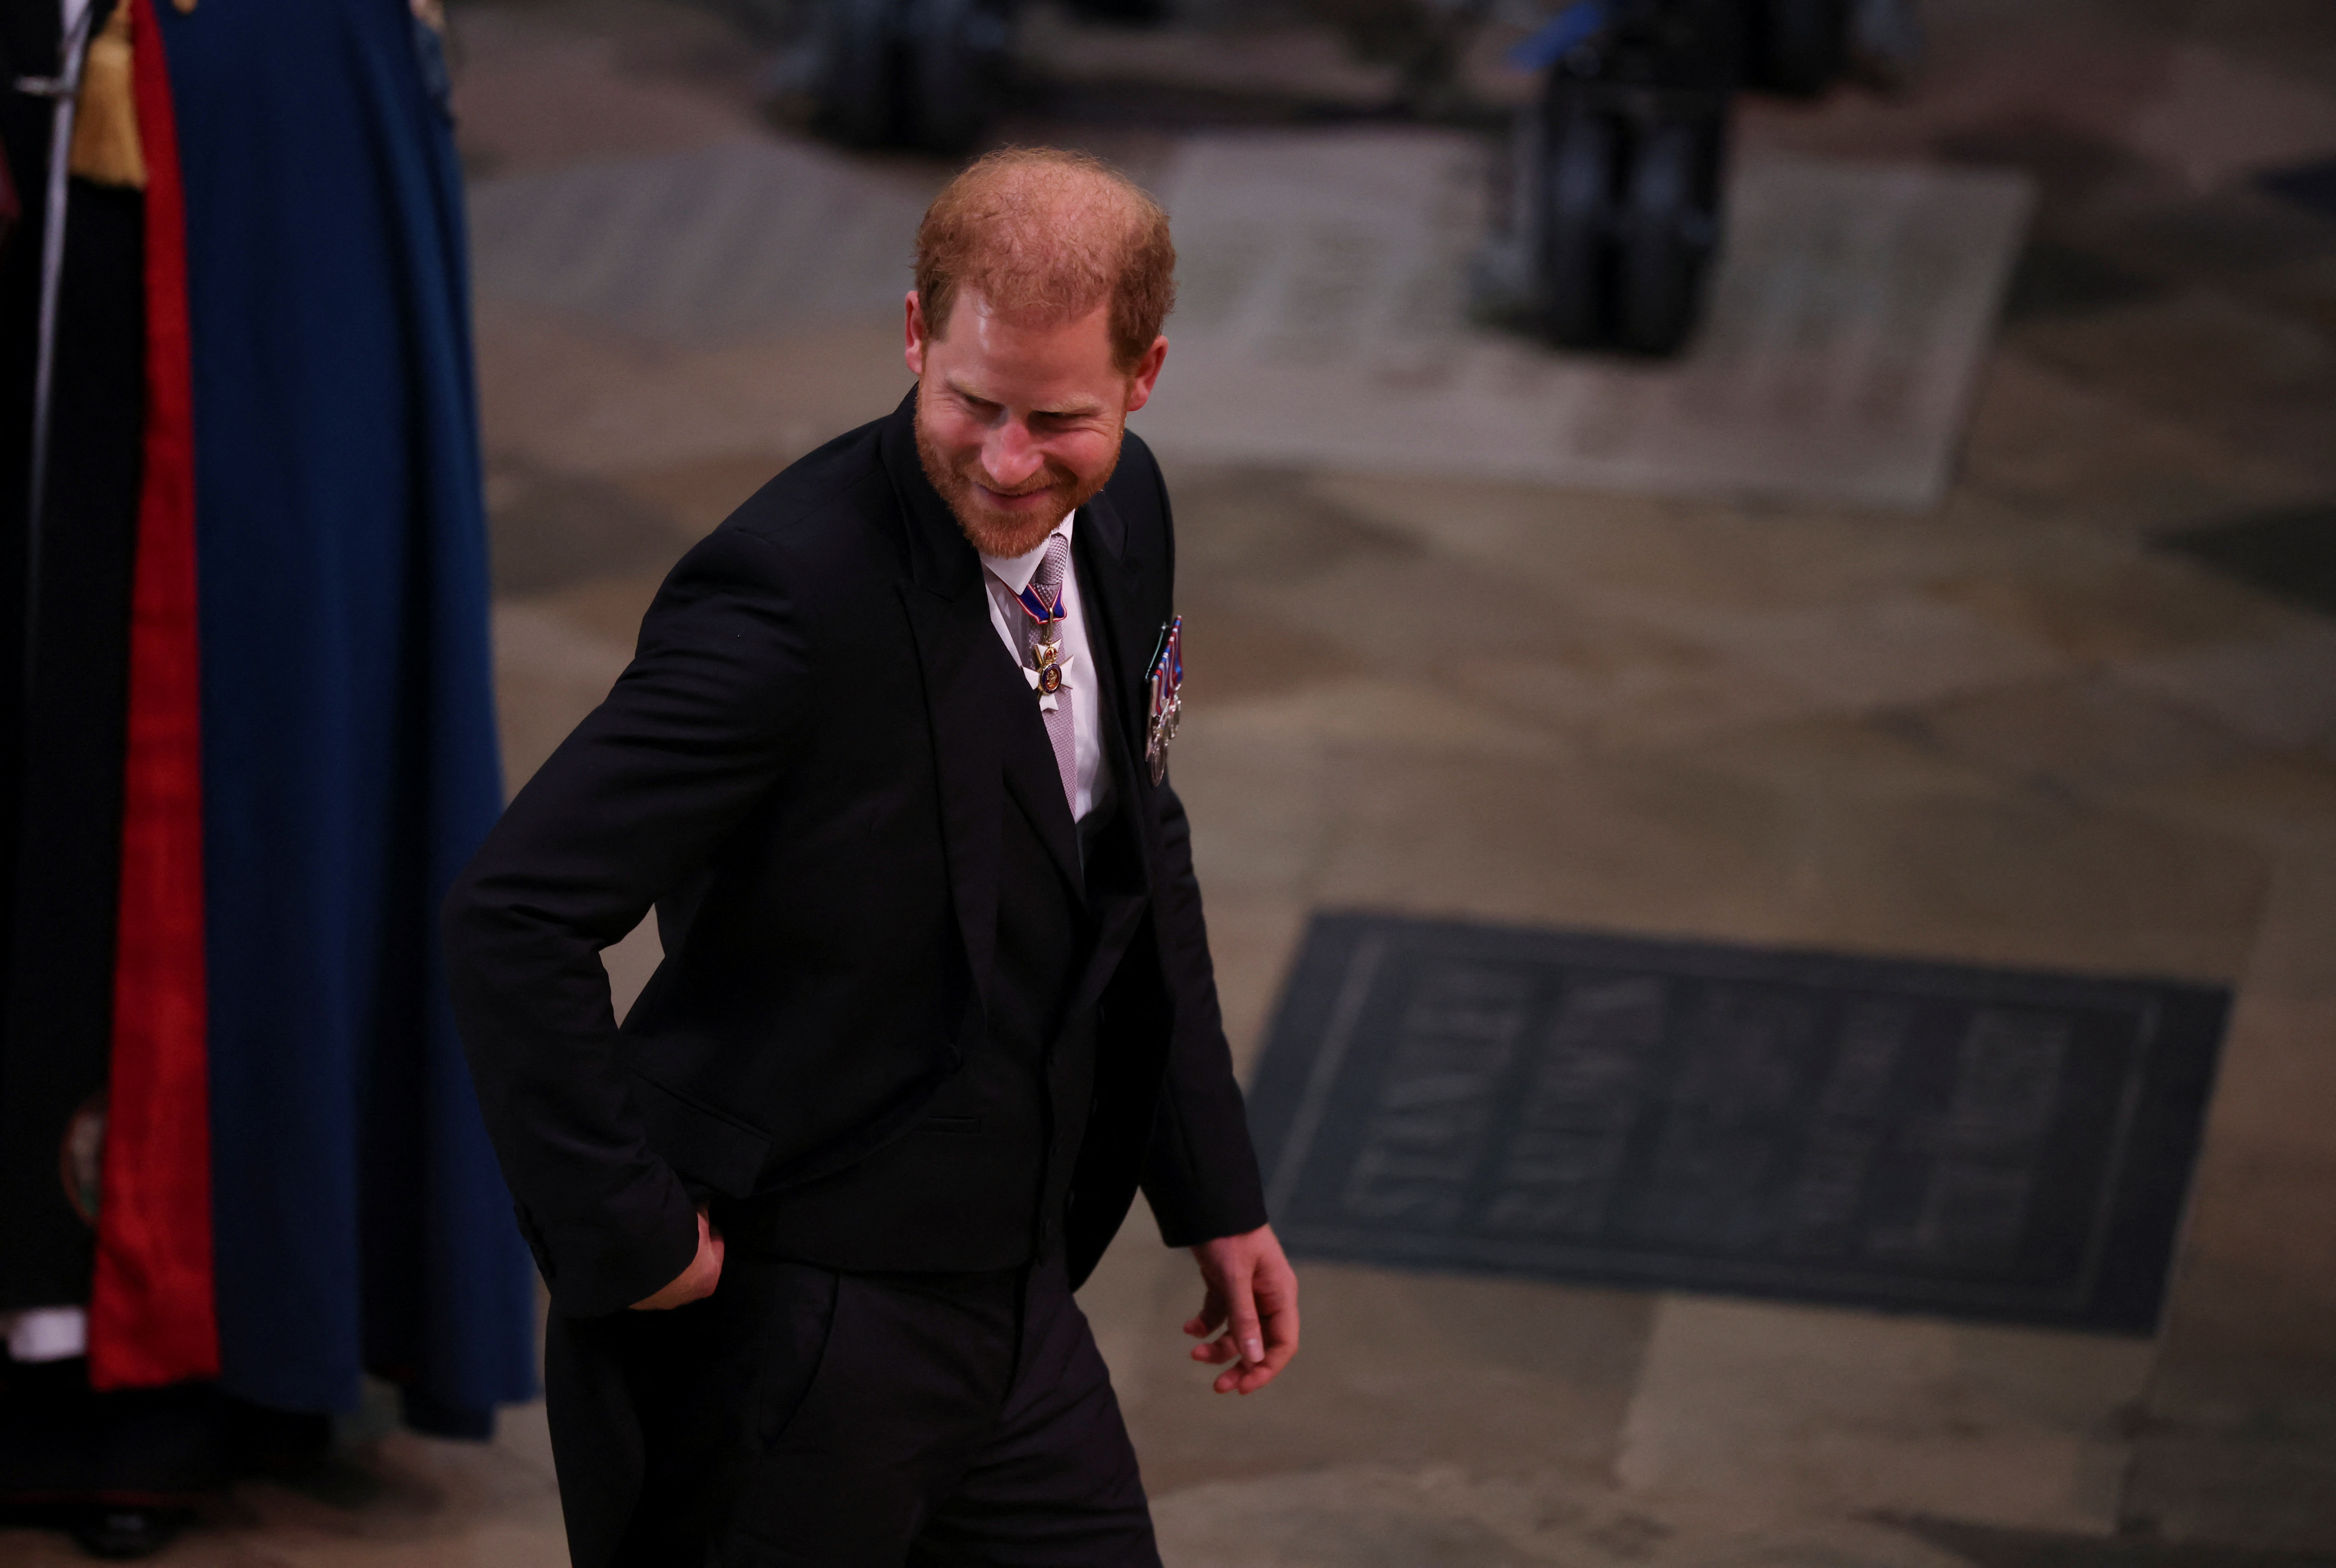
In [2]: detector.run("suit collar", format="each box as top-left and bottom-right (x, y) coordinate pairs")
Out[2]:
(880, 388), (985, 604)
(996, 680), (1086, 897)
(1083, 480), (1127, 564)
(886, 392), (1002, 1048)
(1072, 488), (1144, 758)
(884, 389), (1096, 1010)
(887, 388), (1153, 942)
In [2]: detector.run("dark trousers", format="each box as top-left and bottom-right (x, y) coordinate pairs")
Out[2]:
(543, 1251), (1160, 1568)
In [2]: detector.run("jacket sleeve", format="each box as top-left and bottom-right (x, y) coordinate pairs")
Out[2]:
(444, 523), (816, 1317)
(1131, 454), (1271, 1247)
(1140, 779), (1271, 1246)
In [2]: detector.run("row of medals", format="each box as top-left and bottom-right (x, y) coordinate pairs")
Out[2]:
(1031, 602), (1182, 784)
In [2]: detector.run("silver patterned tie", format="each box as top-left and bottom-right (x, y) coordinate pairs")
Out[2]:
(1024, 535), (1080, 818)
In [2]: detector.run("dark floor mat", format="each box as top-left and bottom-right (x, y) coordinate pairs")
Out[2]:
(2260, 157), (2336, 220)
(1247, 914), (2229, 1334)
(2159, 502), (2336, 621)
(1999, 237), (2164, 321)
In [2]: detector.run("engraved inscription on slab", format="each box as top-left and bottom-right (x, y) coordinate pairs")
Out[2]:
(1252, 916), (2227, 1331)
(1341, 964), (1531, 1230)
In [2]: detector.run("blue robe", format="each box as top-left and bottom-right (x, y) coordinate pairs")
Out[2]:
(154, 0), (536, 1426)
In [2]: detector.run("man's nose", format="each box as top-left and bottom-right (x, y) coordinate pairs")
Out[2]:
(981, 419), (1044, 491)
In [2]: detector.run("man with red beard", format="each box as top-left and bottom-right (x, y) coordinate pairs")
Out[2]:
(445, 147), (1298, 1568)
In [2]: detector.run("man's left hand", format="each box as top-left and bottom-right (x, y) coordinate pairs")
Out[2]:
(1184, 1224), (1299, 1395)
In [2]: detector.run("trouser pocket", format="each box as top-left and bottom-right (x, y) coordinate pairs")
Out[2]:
(597, 1257), (840, 1568)
(749, 1259), (842, 1448)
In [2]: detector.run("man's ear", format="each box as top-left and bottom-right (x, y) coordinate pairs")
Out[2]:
(1122, 335), (1169, 415)
(904, 291), (928, 378)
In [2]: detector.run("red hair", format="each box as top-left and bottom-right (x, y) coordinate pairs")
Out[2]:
(914, 147), (1176, 372)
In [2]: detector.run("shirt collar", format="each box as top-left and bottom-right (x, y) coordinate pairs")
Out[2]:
(979, 511), (1076, 597)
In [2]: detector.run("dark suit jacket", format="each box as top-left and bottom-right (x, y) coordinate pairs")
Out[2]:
(444, 391), (1267, 1317)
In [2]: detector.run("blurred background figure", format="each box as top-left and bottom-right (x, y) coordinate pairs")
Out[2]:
(0, 0), (535, 1556)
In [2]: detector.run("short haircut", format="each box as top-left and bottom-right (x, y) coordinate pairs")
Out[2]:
(913, 147), (1176, 372)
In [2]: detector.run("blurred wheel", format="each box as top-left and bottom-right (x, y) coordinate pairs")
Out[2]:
(814, 0), (901, 147)
(69, 1507), (187, 1560)
(903, 0), (1013, 153)
(1747, 0), (1848, 96)
(1062, 0), (1166, 21)
(1532, 102), (1618, 347)
(1615, 114), (1721, 354)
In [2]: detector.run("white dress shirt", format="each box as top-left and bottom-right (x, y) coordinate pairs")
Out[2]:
(979, 513), (1112, 826)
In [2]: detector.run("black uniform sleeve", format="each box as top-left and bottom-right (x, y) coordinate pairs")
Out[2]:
(444, 524), (815, 1317)
(1140, 779), (1271, 1246)
(1130, 450), (1270, 1247)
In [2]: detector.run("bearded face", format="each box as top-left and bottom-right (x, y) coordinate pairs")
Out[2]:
(914, 386), (1123, 558)
(903, 287), (1162, 560)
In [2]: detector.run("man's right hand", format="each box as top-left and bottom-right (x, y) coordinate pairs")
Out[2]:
(630, 1207), (725, 1310)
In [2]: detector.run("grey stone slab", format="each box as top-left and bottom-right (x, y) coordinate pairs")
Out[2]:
(1952, 351), (2322, 536)
(2136, 850), (2336, 1435)
(449, 3), (767, 178)
(1303, 470), (2042, 619)
(1149, 1463), (1982, 1568)
(1442, 641), (1819, 754)
(1617, 1295), (2150, 1533)
(1905, 677), (2255, 801)
(2121, 1432), (2336, 1552)
(486, 463), (696, 596)
(2009, 292), (2336, 484)
(1293, 729), (2269, 983)
(2122, 42), (2336, 196)
(468, 137), (936, 345)
(474, 296), (911, 476)
(1110, 1248), (1659, 1497)
(1933, 549), (2288, 665)
(2107, 845), (2336, 1550)
(1905, 1515), (2336, 1568)
(2117, 751), (2336, 859)
(1134, 132), (2034, 509)
(491, 598), (635, 789)
(1651, 594), (2062, 717)
(2114, 622), (2336, 753)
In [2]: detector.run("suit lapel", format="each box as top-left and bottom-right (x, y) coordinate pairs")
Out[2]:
(885, 404), (1003, 1035)
(1074, 493), (1155, 904)
(993, 660), (1086, 897)
(887, 392), (1167, 995)
(1073, 491), (1149, 766)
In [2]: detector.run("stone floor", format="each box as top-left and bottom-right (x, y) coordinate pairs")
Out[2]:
(10, 0), (2334, 1561)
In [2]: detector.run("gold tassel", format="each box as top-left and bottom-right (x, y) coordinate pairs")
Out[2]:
(69, 3), (147, 192)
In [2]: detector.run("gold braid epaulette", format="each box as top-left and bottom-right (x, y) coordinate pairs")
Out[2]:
(68, 2), (144, 190)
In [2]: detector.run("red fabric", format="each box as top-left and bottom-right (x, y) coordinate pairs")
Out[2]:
(88, 0), (218, 1390)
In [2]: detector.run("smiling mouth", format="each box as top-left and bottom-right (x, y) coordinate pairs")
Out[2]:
(976, 481), (1058, 507)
